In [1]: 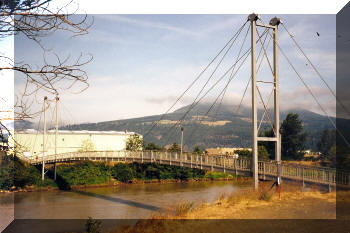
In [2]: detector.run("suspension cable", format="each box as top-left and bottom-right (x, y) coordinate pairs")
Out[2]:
(186, 28), (271, 145)
(256, 85), (276, 134)
(257, 88), (274, 133)
(212, 24), (251, 121)
(143, 21), (248, 139)
(163, 48), (251, 146)
(281, 22), (350, 118)
(233, 29), (272, 124)
(185, 50), (251, 143)
(260, 23), (350, 149)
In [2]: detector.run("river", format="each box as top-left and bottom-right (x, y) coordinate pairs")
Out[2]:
(1, 181), (248, 226)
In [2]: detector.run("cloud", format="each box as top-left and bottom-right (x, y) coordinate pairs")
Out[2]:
(146, 95), (192, 105)
(94, 15), (199, 37)
(279, 86), (336, 116)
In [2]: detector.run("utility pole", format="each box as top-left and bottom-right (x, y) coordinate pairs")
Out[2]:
(42, 96), (47, 181)
(248, 13), (259, 190)
(180, 126), (184, 166)
(54, 96), (59, 180)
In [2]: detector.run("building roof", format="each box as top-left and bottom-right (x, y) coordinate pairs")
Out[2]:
(15, 129), (141, 136)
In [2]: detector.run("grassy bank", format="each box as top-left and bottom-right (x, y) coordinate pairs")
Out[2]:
(0, 155), (243, 191)
(166, 183), (336, 219)
(108, 184), (337, 233)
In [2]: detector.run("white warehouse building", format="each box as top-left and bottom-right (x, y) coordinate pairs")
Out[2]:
(15, 129), (142, 158)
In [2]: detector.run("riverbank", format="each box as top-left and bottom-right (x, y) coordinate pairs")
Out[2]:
(173, 188), (336, 219)
(0, 155), (250, 192)
(111, 183), (337, 233)
(1, 175), (252, 193)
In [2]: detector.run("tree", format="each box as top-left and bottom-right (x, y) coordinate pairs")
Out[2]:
(144, 142), (162, 151)
(126, 134), (143, 151)
(259, 128), (274, 159)
(280, 113), (307, 160)
(78, 139), (95, 152)
(0, 0), (93, 151)
(236, 149), (252, 159)
(193, 145), (203, 154)
(258, 145), (269, 160)
(317, 129), (336, 162)
(169, 143), (181, 152)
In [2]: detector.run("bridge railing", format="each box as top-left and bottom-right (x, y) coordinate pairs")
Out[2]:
(25, 150), (350, 185)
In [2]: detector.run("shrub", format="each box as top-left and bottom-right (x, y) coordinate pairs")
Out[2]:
(145, 166), (160, 180)
(57, 161), (112, 186)
(112, 163), (134, 183)
(85, 217), (101, 233)
(259, 191), (273, 201)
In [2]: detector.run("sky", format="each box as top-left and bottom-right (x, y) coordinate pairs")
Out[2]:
(11, 13), (337, 126)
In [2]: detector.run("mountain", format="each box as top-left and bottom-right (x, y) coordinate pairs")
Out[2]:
(14, 120), (33, 130)
(60, 103), (337, 151)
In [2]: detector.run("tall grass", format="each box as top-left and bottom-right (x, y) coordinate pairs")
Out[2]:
(174, 201), (194, 216)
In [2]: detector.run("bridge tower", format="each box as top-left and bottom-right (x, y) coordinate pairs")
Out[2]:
(248, 14), (281, 190)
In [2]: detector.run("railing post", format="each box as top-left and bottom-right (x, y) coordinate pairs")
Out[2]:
(211, 156), (213, 171)
(182, 152), (184, 167)
(302, 167), (305, 188)
(234, 159), (237, 176)
(322, 169), (325, 183)
(200, 155), (203, 169)
(169, 152), (172, 165)
(328, 170), (332, 192)
(151, 151), (153, 163)
(190, 155), (193, 168)
(223, 156), (226, 173)
(141, 151), (143, 163)
(263, 162), (266, 180)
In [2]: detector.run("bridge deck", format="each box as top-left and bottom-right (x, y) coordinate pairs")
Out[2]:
(23, 150), (349, 187)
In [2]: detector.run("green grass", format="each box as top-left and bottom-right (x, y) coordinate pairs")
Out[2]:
(204, 171), (233, 180)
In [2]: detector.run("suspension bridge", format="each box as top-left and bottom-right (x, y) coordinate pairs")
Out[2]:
(27, 14), (349, 190)
(23, 150), (349, 191)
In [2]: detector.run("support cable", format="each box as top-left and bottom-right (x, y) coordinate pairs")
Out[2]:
(185, 49), (251, 143)
(256, 27), (274, 77)
(173, 22), (247, 130)
(234, 30), (272, 122)
(190, 28), (271, 144)
(212, 25), (251, 120)
(173, 28), (269, 146)
(257, 88), (274, 132)
(32, 103), (43, 155)
(188, 27), (259, 143)
(281, 22), (350, 118)
(163, 48), (251, 146)
(261, 24), (350, 149)
(143, 21), (248, 139)
(256, 85), (276, 134)
(161, 26), (269, 147)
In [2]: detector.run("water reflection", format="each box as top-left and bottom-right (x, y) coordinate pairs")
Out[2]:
(12, 181), (246, 219)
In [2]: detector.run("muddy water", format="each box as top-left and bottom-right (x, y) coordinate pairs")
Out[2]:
(8, 181), (248, 220)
